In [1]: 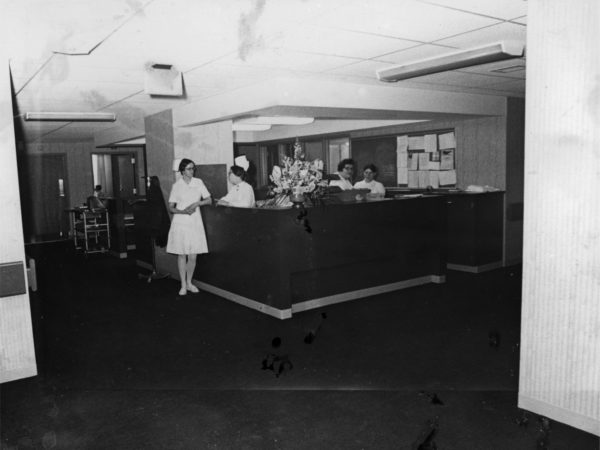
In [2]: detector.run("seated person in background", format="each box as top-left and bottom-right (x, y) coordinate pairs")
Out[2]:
(87, 184), (106, 209)
(217, 156), (255, 208)
(354, 164), (386, 198)
(328, 158), (355, 191)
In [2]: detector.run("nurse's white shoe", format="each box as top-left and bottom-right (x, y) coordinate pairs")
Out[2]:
(178, 287), (187, 296)
(187, 284), (199, 293)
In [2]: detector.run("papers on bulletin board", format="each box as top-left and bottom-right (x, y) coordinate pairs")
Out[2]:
(418, 170), (429, 188)
(429, 171), (440, 188)
(396, 135), (408, 152)
(408, 153), (419, 170)
(440, 150), (454, 170)
(397, 150), (408, 168)
(439, 132), (456, 149)
(438, 170), (457, 186)
(397, 168), (408, 185)
(424, 134), (438, 152)
(418, 153), (430, 170)
(428, 161), (440, 170)
(408, 171), (419, 188)
(408, 135), (424, 150)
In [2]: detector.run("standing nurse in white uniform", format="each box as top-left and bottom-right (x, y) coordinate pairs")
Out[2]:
(167, 158), (212, 296)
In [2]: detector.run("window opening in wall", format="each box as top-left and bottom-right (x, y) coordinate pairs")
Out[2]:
(327, 137), (350, 175)
(92, 152), (139, 199)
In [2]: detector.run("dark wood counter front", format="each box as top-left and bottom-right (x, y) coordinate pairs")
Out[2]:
(193, 197), (447, 319)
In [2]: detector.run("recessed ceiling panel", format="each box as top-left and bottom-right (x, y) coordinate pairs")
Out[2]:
(410, 70), (513, 88)
(456, 58), (526, 79)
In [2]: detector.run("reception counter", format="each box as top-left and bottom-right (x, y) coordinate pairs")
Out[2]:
(192, 196), (447, 319)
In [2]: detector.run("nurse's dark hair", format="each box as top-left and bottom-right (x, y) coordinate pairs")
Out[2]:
(230, 165), (246, 180)
(337, 158), (355, 172)
(178, 158), (195, 173)
(363, 163), (377, 173)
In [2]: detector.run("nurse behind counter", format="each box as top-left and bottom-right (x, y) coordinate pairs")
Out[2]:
(328, 158), (355, 191)
(354, 163), (386, 198)
(217, 164), (256, 208)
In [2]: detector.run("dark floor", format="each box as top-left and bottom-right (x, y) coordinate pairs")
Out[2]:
(1, 241), (598, 449)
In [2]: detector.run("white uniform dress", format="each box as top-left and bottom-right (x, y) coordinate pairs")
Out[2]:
(166, 177), (210, 255)
(329, 173), (354, 190)
(221, 181), (255, 208)
(354, 179), (386, 195)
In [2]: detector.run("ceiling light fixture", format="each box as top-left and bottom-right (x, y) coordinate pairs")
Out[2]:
(232, 123), (272, 131)
(24, 112), (117, 122)
(376, 41), (525, 82)
(236, 116), (314, 126)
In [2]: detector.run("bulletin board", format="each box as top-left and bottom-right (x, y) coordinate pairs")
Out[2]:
(351, 136), (397, 187)
(351, 130), (456, 189)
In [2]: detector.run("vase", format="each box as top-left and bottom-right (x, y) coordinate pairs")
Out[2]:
(289, 193), (305, 207)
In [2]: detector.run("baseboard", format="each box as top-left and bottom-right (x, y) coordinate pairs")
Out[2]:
(447, 261), (503, 273)
(518, 394), (600, 437)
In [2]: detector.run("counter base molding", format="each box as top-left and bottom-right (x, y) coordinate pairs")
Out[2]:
(193, 280), (292, 320)
(447, 261), (503, 273)
(291, 275), (442, 314)
(193, 198), (447, 319)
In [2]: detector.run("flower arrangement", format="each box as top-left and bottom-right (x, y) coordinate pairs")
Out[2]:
(265, 139), (328, 207)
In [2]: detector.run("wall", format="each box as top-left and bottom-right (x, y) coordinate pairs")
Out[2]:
(144, 110), (178, 277)
(23, 141), (144, 207)
(519, 0), (600, 437)
(0, 62), (37, 383)
(350, 114), (508, 189)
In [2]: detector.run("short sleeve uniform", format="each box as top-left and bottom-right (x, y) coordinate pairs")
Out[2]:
(329, 173), (354, 191)
(221, 181), (255, 208)
(354, 180), (386, 195)
(166, 177), (210, 255)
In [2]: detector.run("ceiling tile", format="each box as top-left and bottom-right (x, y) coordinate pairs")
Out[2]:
(372, 43), (460, 64)
(313, 1), (500, 42)
(416, 0), (527, 20)
(272, 25), (416, 59)
(325, 60), (394, 79)
(219, 47), (359, 73)
(434, 21), (526, 48)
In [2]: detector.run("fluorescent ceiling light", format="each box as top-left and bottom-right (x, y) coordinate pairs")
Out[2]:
(24, 112), (117, 122)
(236, 116), (314, 125)
(376, 41), (525, 82)
(232, 123), (272, 131)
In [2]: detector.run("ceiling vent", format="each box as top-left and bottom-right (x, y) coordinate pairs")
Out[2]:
(144, 63), (183, 96)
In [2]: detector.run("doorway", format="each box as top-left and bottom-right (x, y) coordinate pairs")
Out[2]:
(92, 152), (139, 199)
(19, 153), (70, 242)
